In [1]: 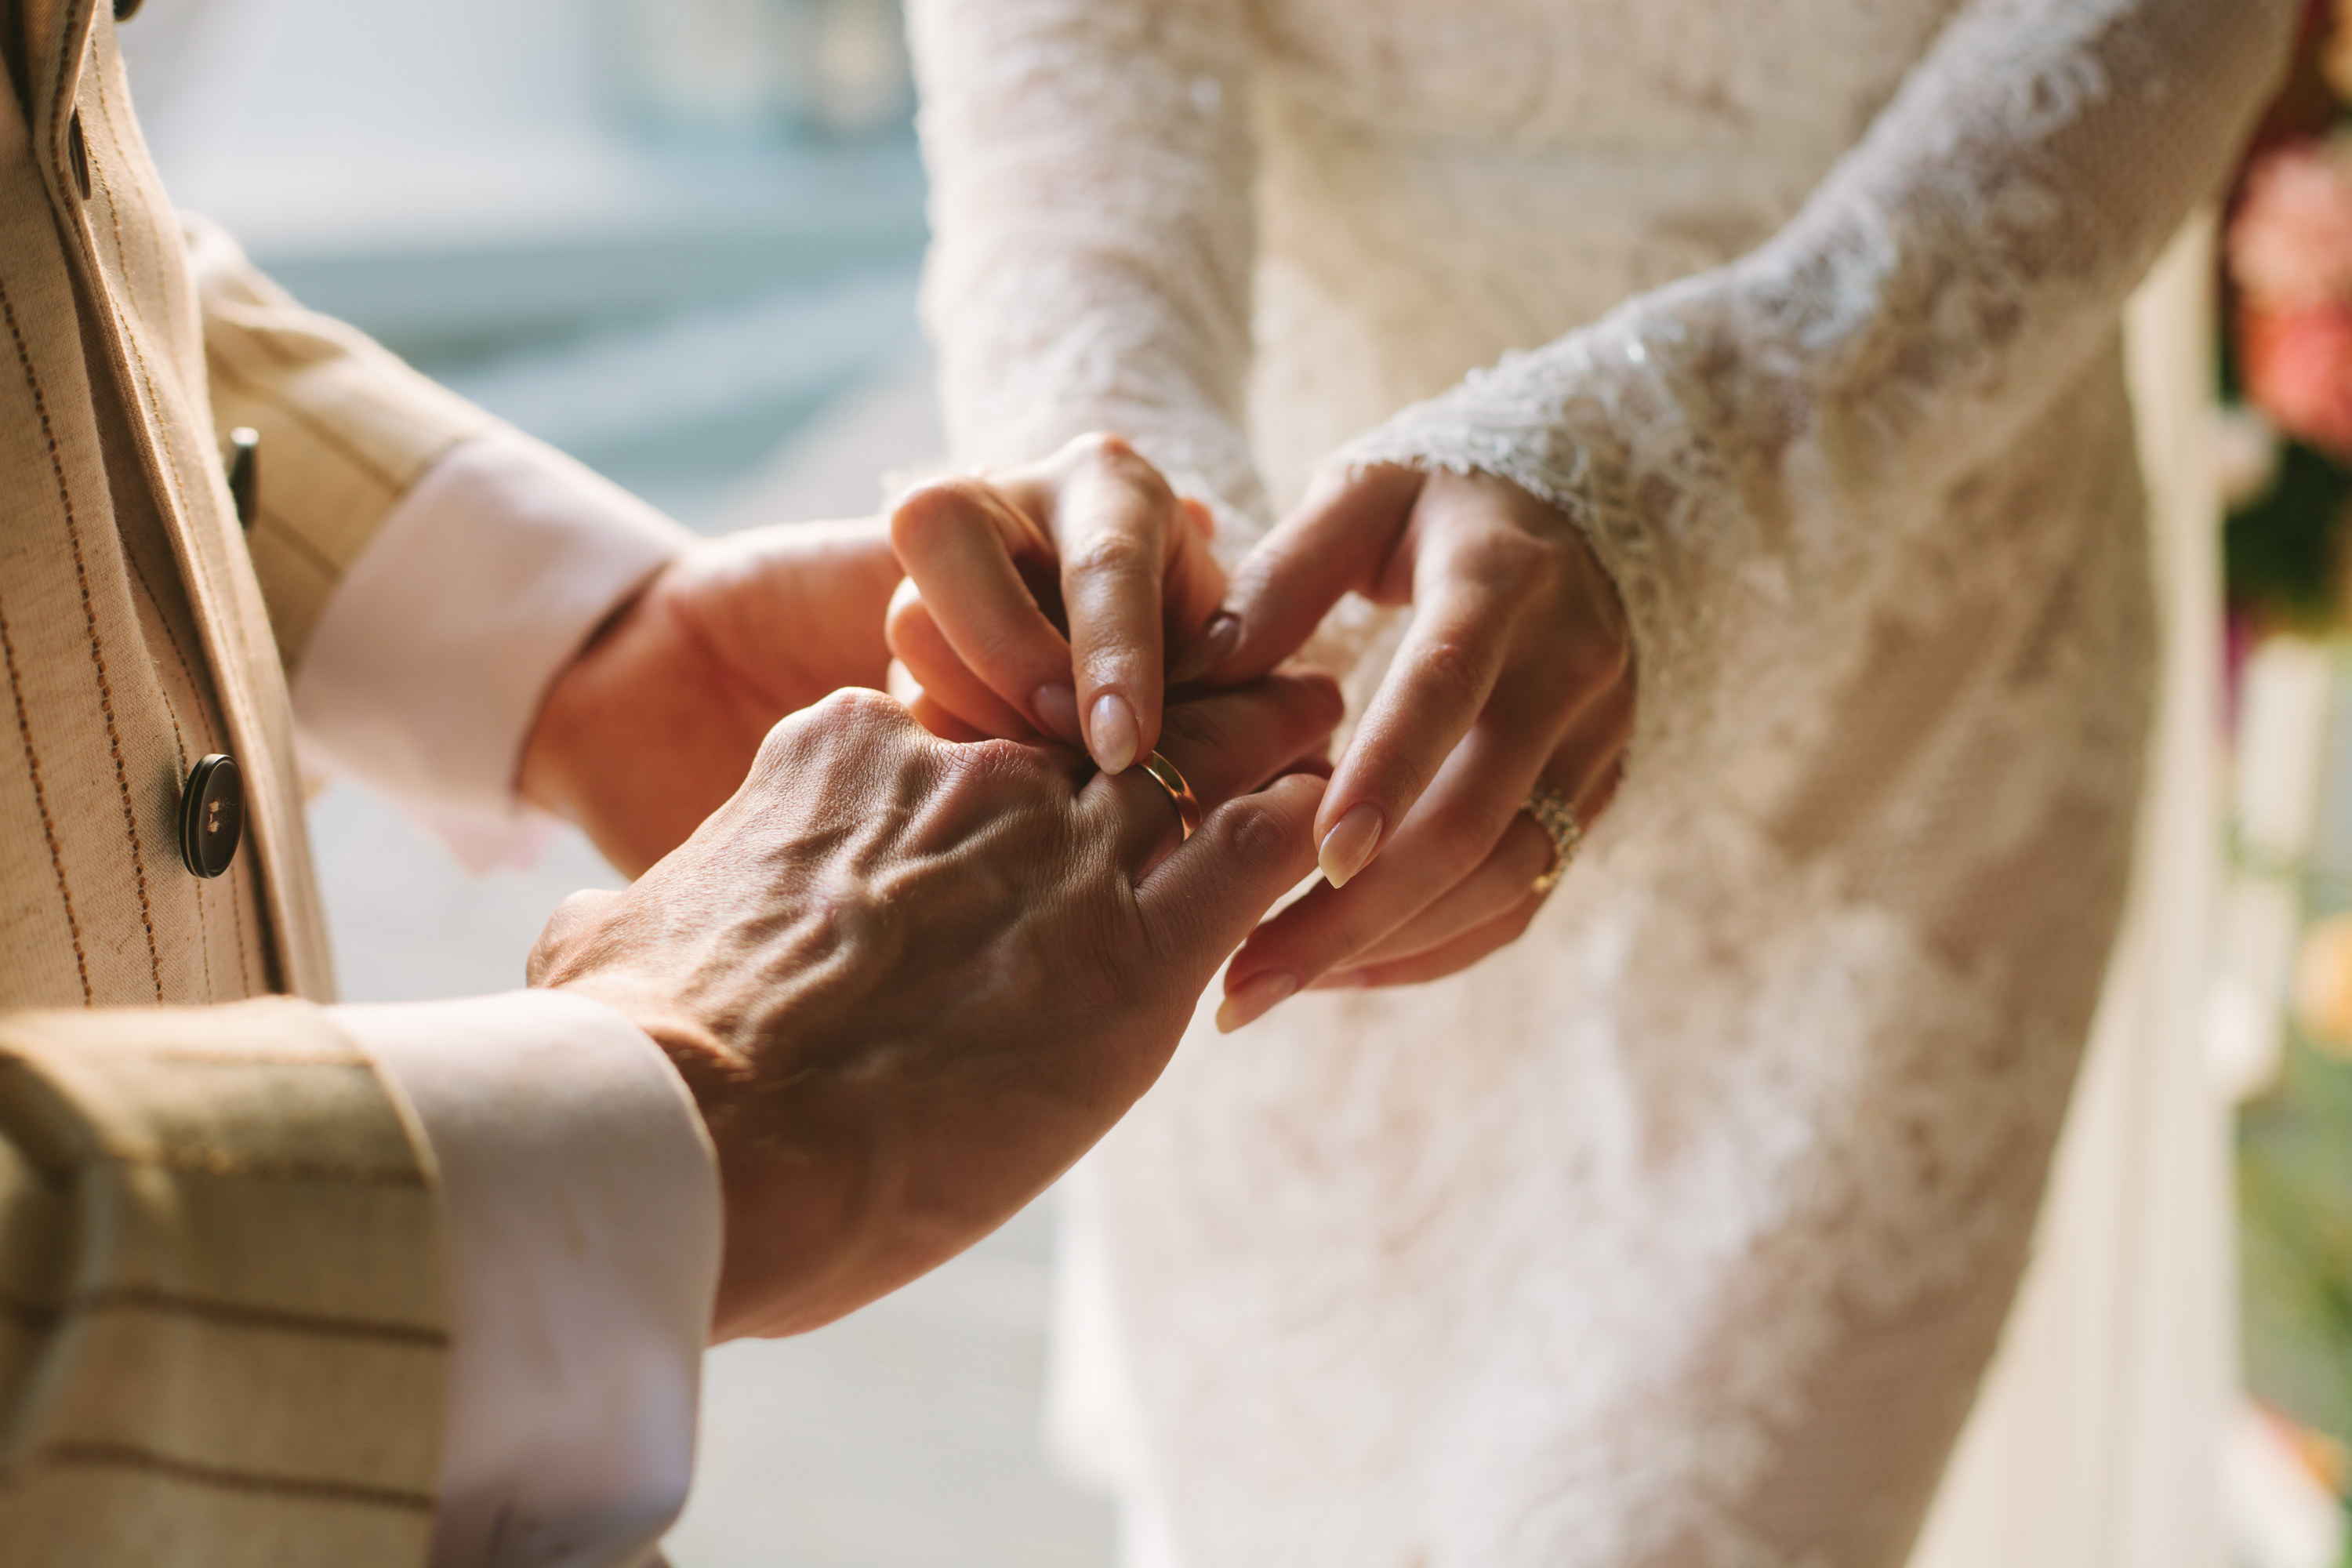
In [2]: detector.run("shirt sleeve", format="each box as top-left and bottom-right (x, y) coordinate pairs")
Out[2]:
(338, 989), (722, 1568)
(289, 429), (697, 871)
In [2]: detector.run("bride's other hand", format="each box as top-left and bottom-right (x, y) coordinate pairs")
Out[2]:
(1199, 463), (1633, 1027)
(886, 433), (1229, 771)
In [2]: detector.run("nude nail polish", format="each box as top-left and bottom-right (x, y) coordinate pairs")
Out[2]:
(1033, 683), (1081, 743)
(1170, 611), (1241, 684)
(1317, 800), (1385, 888)
(1091, 691), (1140, 774)
(1216, 969), (1299, 1033)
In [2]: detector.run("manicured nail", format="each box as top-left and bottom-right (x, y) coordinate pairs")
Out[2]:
(1317, 801), (1385, 888)
(1216, 969), (1298, 1033)
(1170, 611), (1241, 684)
(1032, 683), (1081, 743)
(1090, 691), (1140, 774)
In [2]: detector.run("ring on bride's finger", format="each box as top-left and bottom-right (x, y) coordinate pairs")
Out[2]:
(1139, 750), (1203, 841)
(1523, 781), (1582, 895)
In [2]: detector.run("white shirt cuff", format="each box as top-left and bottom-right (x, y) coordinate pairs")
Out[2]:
(340, 989), (722, 1568)
(292, 429), (696, 871)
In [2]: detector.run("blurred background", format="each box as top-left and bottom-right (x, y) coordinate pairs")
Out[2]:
(118, 1), (1112, 1563)
(110, 0), (2352, 1563)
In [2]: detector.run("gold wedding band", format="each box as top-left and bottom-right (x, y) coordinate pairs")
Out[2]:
(1525, 782), (1582, 895)
(1139, 750), (1203, 840)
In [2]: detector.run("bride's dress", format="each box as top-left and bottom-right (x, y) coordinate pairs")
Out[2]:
(907, 2), (2294, 1563)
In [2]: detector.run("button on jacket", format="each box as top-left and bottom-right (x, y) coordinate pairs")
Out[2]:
(0, 0), (515, 1559)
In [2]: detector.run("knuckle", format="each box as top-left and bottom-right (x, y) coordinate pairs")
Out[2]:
(1069, 432), (1174, 501)
(890, 477), (993, 548)
(528, 889), (616, 982)
(1410, 636), (1488, 709)
(1066, 531), (1155, 580)
(945, 735), (1054, 795)
(1464, 528), (1560, 599)
(1220, 797), (1301, 869)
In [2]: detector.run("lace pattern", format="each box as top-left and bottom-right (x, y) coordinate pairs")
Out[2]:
(908, 0), (2296, 1562)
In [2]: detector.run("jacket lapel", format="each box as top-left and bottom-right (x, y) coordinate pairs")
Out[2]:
(16, 0), (335, 1000)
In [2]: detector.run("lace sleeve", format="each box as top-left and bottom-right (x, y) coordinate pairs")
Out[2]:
(1341, 0), (2295, 768)
(905, 0), (1269, 540)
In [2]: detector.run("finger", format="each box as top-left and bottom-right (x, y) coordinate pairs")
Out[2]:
(891, 478), (1081, 742)
(1308, 512), (1572, 888)
(1186, 463), (1423, 685)
(1227, 703), (1553, 991)
(1292, 694), (1630, 971)
(1310, 895), (1543, 993)
(1004, 437), (1186, 775)
(1160, 506), (1232, 680)
(1134, 772), (1328, 987)
(886, 584), (1039, 739)
(1345, 677), (1637, 968)
(1083, 672), (1345, 862)
(1341, 812), (1555, 967)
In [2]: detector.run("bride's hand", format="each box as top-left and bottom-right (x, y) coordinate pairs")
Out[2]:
(885, 433), (1229, 770)
(1199, 463), (1633, 1027)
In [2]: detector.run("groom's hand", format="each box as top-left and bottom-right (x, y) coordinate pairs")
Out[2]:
(518, 518), (904, 877)
(527, 675), (1341, 1339)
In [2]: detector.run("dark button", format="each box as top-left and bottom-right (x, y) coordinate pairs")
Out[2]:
(115, 0), (143, 19)
(179, 753), (242, 879)
(225, 426), (258, 530)
(67, 111), (89, 201)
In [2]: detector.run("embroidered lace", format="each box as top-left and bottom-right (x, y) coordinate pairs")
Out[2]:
(908, 2), (2295, 1563)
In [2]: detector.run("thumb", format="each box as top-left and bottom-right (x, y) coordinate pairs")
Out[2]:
(1135, 773), (1327, 978)
(1189, 464), (1425, 685)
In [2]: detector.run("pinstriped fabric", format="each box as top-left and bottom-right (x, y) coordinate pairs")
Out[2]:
(188, 222), (495, 669)
(0, 0), (514, 1558)
(0, 1003), (447, 1568)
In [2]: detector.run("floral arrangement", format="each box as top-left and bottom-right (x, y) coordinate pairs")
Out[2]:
(2224, 1), (2352, 630)
(2227, 3), (2352, 1538)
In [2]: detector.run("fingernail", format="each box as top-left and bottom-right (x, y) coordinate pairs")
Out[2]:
(1317, 801), (1385, 888)
(1216, 969), (1298, 1033)
(1032, 683), (1081, 743)
(1090, 691), (1140, 774)
(1170, 611), (1241, 684)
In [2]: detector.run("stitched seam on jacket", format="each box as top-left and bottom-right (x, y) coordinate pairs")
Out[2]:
(0, 276), (163, 1000)
(89, 64), (176, 352)
(89, 114), (274, 1000)
(31, 1440), (436, 1513)
(122, 554), (214, 1001)
(0, 1285), (447, 1347)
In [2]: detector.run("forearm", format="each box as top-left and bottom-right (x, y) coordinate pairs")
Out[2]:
(908, 0), (1270, 538)
(187, 216), (496, 668)
(0, 991), (720, 1568)
(1343, 0), (2294, 749)
(345, 992), (719, 1566)
(290, 429), (692, 871)
(0, 998), (447, 1564)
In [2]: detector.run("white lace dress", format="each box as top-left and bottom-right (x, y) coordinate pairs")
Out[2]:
(906, 2), (2296, 1563)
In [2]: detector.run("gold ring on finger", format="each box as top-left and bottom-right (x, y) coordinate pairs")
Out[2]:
(1139, 750), (1203, 840)
(1523, 781), (1582, 895)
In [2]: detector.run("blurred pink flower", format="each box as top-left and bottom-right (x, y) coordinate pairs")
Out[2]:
(2242, 304), (2352, 459)
(2230, 141), (2352, 310)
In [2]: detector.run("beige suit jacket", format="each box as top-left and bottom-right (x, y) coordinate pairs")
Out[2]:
(0, 0), (503, 1560)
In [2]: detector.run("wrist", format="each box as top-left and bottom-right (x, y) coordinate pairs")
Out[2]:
(535, 970), (881, 1340)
